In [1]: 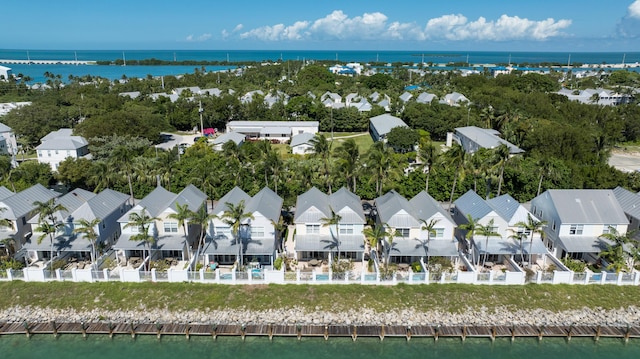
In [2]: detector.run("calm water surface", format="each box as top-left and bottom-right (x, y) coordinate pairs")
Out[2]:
(0, 335), (639, 359)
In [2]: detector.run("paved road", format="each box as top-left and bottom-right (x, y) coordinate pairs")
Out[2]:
(155, 132), (200, 150)
(609, 151), (640, 173)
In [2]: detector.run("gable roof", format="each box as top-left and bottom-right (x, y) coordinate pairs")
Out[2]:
(213, 187), (251, 215)
(290, 132), (316, 148)
(455, 126), (524, 154)
(245, 187), (283, 222)
(213, 132), (245, 146)
(544, 189), (628, 224)
(375, 190), (421, 228)
(487, 194), (535, 225)
(453, 190), (494, 221)
(294, 187), (365, 224)
(613, 186), (640, 219)
(0, 184), (60, 220)
(369, 114), (408, 137)
(0, 186), (14, 201)
(409, 191), (453, 223)
(120, 185), (207, 221)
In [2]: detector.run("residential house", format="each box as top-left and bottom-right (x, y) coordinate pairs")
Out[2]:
(293, 187), (366, 261)
(369, 114), (409, 142)
(0, 184), (60, 256)
(290, 132), (316, 155)
(416, 92), (437, 104)
(206, 187), (283, 266)
(36, 128), (91, 171)
(399, 92), (413, 103)
(440, 92), (469, 106)
(212, 132), (246, 151)
(557, 88), (633, 106)
(114, 185), (207, 266)
(23, 188), (130, 264)
(240, 90), (264, 104)
(374, 190), (458, 264)
(530, 189), (628, 261)
(453, 190), (546, 265)
(450, 126), (524, 155)
(0, 122), (18, 157)
(612, 186), (640, 238)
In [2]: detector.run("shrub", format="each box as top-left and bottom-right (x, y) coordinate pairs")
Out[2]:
(274, 256), (283, 270)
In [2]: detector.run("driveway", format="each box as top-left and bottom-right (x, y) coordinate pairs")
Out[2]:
(608, 150), (640, 173)
(155, 132), (200, 150)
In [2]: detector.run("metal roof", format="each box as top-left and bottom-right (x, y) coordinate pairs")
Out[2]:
(369, 114), (408, 137)
(120, 186), (174, 220)
(260, 127), (291, 135)
(201, 234), (275, 255)
(290, 132), (315, 147)
(455, 126), (524, 154)
(213, 187), (251, 216)
(0, 184), (60, 220)
(245, 187), (283, 223)
(453, 190), (494, 221)
(228, 121), (319, 128)
(545, 189), (628, 224)
(487, 194), (536, 225)
(556, 236), (612, 253)
(475, 238), (547, 255)
(212, 132), (245, 146)
(170, 185), (207, 212)
(73, 189), (129, 221)
(409, 191), (454, 223)
(294, 187), (364, 224)
(375, 190), (421, 228)
(0, 186), (14, 201)
(387, 238), (458, 257)
(113, 233), (186, 251)
(23, 234), (91, 252)
(612, 186), (640, 220)
(294, 234), (364, 252)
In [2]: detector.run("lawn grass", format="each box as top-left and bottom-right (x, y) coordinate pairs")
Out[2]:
(325, 132), (373, 154)
(1, 282), (639, 313)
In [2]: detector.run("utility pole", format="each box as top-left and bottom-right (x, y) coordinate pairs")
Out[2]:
(199, 101), (204, 135)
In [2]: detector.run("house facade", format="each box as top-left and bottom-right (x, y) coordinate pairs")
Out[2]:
(530, 189), (628, 261)
(36, 128), (90, 171)
(114, 185), (207, 266)
(294, 187), (366, 261)
(206, 187), (283, 266)
(225, 121), (319, 142)
(369, 114), (409, 142)
(374, 190), (458, 264)
(450, 126), (524, 155)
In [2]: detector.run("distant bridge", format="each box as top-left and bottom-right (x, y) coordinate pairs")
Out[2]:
(0, 59), (96, 65)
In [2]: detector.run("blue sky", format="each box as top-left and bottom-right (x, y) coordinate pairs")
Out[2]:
(2, 0), (640, 51)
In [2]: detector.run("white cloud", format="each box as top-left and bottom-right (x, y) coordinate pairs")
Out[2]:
(233, 24), (244, 32)
(236, 10), (571, 42)
(186, 33), (212, 42)
(630, 1), (640, 19)
(424, 14), (571, 41)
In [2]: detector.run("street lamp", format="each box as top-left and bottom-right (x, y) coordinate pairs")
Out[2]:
(199, 101), (204, 136)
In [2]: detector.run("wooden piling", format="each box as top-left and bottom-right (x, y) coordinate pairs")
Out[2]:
(156, 323), (162, 339)
(380, 325), (385, 341)
(80, 322), (87, 338)
(23, 321), (30, 338)
(567, 324), (573, 342)
(240, 324), (246, 341)
(625, 324), (631, 343)
(129, 322), (136, 339)
(324, 325), (328, 340)
(108, 322), (114, 338)
(211, 324), (217, 340)
(537, 325), (543, 342)
(462, 326), (466, 342)
(51, 321), (58, 338)
(595, 325), (601, 341)
(434, 325), (439, 341)
(352, 325), (357, 341)
(268, 324), (273, 341)
(406, 326), (412, 341)
(491, 326), (496, 342)
(296, 324), (302, 341)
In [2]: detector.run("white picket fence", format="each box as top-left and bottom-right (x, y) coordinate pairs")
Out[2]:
(1, 267), (639, 285)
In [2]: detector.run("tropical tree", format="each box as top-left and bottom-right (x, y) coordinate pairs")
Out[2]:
(111, 145), (136, 202)
(492, 143), (511, 197)
(334, 138), (360, 192)
(309, 134), (333, 193)
(420, 218), (440, 264)
(168, 203), (192, 244)
(72, 218), (101, 267)
(476, 219), (501, 268)
(509, 230), (527, 265)
(381, 224), (398, 268)
(363, 225), (386, 261)
(514, 213), (547, 267)
(188, 204), (215, 270)
(366, 141), (398, 196)
(123, 208), (159, 270)
(458, 214), (481, 264)
(599, 227), (637, 272)
(320, 207), (343, 259)
(33, 199), (68, 269)
(446, 143), (468, 210)
(221, 200), (254, 268)
(417, 140), (439, 193)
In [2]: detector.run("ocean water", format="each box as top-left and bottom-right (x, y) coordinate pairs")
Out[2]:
(1, 49), (639, 84)
(0, 335), (639, 359)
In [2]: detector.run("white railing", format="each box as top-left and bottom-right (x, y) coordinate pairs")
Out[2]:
(5, 267), (640, 286)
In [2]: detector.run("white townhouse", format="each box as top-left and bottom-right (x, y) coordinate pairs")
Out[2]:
(114, 185), (207, 265)
(294, 187), (366, 261)
(36, 128), (90, 171)
(530, 189), (629, 261)
(453, 190), (546, 265)
(206, 187), (283, 266)
(374, 190), (458, 264)
(225, 121), (319, 143)
(612, 186), (640, 238)
(24, 188), (130, 263)
(0, 184), (60, 256)
(212, 132), (246, 151)
(290, 132), (316, 155)
(0, 122), (18, 157)
(440, 92), (469, 106)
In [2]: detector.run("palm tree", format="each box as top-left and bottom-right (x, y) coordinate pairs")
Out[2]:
(221, 200), (254, 268)
(72, 218), (101, 267)
(320, 207), (343, 259)
(365, 141), (398, 196)
(459, 214), (481, 264)
(492, 143), (511, 197)
(334, 138), (360, 192)
(123, 208), (159, 271)
(363, 225), (386, 261)
(420, 218), (440, 264)
(168, 203), (191, 244)
(599, 227), (636, 272)
(446, 143), (468, 210)
(509, 230), (527, 265)
(309, 134), (333, 193)
(188, 204), (215, 270)
(33, 199), (68, 269)
(417, 140), (439, 193)
(111, 145), (136, 203)
(476, 219), (501, 268)
(381, 224), (398, 268)
(514, 213), (547, 267)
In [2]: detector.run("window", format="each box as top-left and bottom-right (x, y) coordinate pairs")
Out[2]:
(569, 224), (583, 235)
(516, 226), (531, 236)
(0, 223), (10, 232)
(251, 226), (265, 238)
(602, 225), (616, 234)
(215, 226), (230, 235)
(432, 228), (444, 238)
(130, 226), (139, 233)
(38, 151), (42, 157)
(396, 228), (410, 238)
(47, 150), (51, 157)
(552, 220), (556, 231)
(306, 224), (320, 234)
(339, 224), (354, 235)
(163, 222), (178, 233)
(55, 150), (58, 155)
